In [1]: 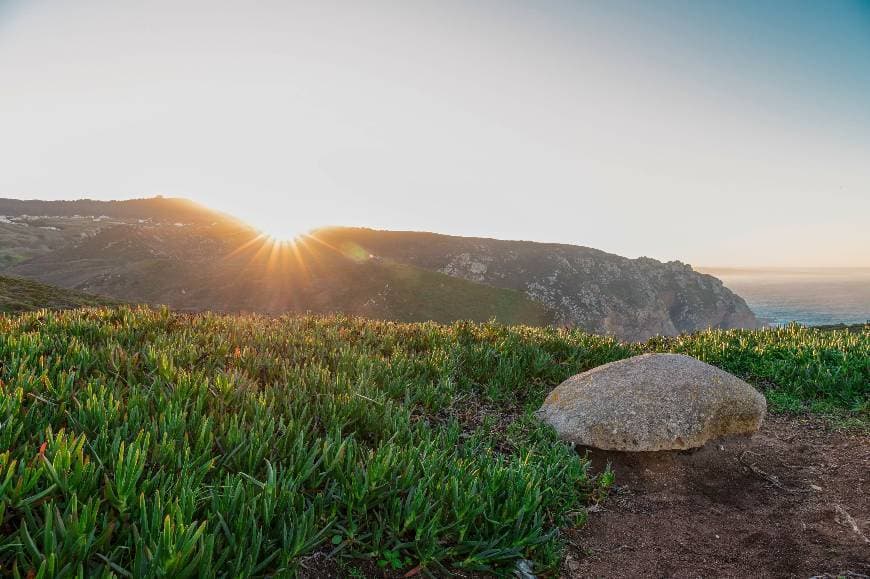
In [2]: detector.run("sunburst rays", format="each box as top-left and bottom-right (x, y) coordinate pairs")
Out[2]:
(217, 229), (375, 313)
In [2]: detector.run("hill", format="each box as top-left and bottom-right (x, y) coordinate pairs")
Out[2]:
(5, 216), (552, 326)
(2, 197), (760, 338)
(0, 274), (117, 313)
(0, 307), (864, 576)
(315, 227), (761, 340)
(0, 196), (232, 223)
(0, 197), (234, 268)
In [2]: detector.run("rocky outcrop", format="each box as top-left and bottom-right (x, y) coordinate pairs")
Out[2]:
(536, 353), (767, 451)
(313, 228), (762, 341)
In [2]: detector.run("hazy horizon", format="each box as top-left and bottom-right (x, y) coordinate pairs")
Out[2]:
(2, 0), (868, 267)
(701, 266), (870, 326)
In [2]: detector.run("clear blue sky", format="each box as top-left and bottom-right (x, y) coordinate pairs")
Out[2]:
(1, 0), (868, 266)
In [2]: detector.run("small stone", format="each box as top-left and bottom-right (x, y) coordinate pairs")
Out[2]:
(514, 559), (536, 579)
(810, 484), (823, 491)
(536, 353), (766, 451)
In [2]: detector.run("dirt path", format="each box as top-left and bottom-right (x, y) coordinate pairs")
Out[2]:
(563, 415), (869, 578)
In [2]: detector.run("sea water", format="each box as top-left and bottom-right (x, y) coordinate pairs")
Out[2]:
(699, 268), (870, 327)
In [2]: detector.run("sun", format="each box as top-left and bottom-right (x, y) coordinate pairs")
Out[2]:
(253, 220), (313, 244)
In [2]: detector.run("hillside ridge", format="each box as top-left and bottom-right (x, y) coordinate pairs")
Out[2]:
(2, 198), (759, 339)
(0, 196), (234, 223)
(315, 227), (761, 340)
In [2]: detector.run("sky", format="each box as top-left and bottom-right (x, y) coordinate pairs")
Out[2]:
(1, 0), (868, 267)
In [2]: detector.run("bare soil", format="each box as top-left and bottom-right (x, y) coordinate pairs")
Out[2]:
(563, 415), (870, 578)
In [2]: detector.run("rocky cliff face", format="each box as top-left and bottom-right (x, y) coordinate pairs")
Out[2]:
(315, 229), (761, 341)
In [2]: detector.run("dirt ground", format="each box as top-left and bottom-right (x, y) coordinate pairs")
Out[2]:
(563, 415), (870, 578)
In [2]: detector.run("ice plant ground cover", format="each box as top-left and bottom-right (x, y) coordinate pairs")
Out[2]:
(0, 307), (866, 577)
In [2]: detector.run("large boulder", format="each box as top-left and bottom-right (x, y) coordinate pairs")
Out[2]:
(536, 353), (766, 451)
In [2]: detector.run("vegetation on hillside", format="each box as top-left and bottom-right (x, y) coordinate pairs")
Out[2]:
(0, 276), (117, 314)
(647, 324), (868, 415)
(6, 221), (554, 327)
(0, 307), (865, 576)
(332, 261), (554, 325)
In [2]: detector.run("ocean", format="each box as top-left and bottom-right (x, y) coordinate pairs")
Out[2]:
(698, 267), (870, 327)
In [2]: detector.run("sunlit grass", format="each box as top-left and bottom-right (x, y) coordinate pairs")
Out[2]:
(0, 308), (865, 576)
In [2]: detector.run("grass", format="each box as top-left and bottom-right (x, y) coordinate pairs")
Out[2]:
(322, 260), (555, 326)
(813, 322), (868, 334)
(646, 323), (869, 415)
(0, 307), (866, 577)
(0, 276), (118, 314)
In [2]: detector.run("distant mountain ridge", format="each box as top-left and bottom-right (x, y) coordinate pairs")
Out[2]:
(0, 197), (760, 339)
(0, 196), (232, 223)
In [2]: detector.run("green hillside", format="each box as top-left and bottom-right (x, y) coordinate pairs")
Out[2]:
(0, 307), (865, 576)
(6, 222), (553, 326)
(0, 275), (117, 314)
(318, 260), (554, 325)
